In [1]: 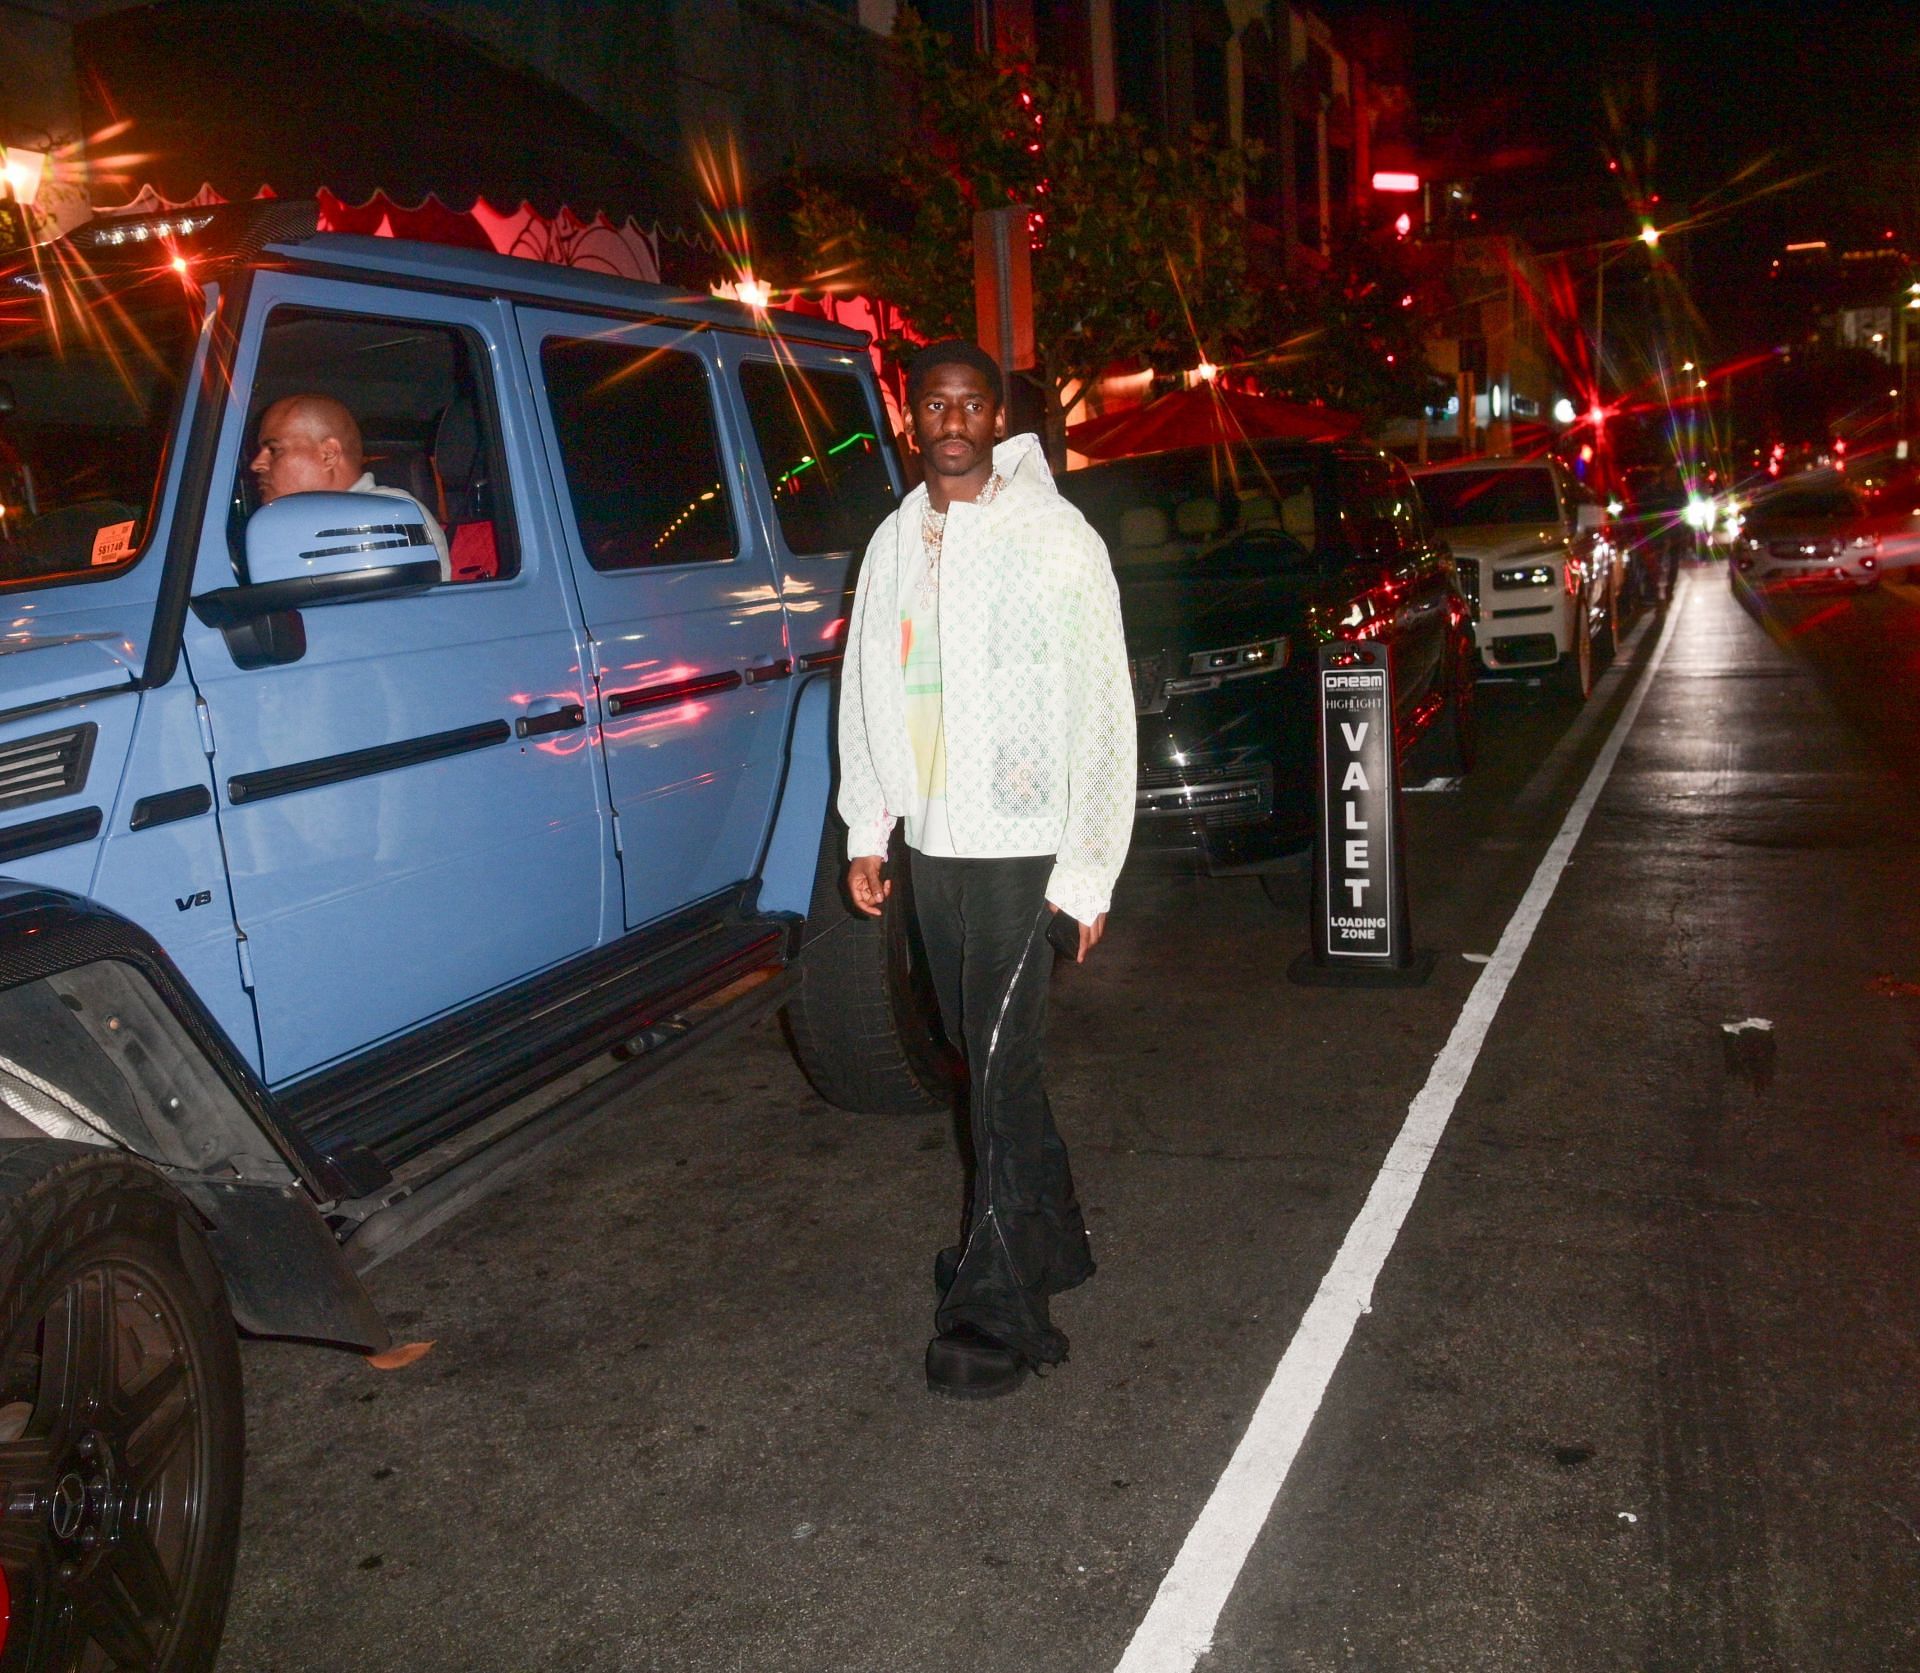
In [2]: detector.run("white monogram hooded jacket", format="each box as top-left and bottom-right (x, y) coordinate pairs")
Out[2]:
(837, 431), (1136, 923)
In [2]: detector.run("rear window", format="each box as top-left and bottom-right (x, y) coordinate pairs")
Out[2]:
(738, 360), (895, 555)
(1058, 451), (1321, 574)
(1747, 486), (1860, 526)
(1418, 467), (1560, 528)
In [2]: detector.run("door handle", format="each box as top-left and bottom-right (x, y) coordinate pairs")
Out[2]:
(515, 703), (587, 739)
(745, 659), (793, 685)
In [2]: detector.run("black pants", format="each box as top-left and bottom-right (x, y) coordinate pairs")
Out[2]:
(912, 852), (1094, 1366)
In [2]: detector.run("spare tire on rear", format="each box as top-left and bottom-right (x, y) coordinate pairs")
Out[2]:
(784, 819), (956, 1114)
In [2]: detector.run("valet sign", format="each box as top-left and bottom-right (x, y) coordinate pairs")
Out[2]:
(1318, 659), (1395, 960)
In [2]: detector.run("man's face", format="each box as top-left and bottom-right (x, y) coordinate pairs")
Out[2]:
(250, 403), (343, 504)
(910, 363), (1004, 484)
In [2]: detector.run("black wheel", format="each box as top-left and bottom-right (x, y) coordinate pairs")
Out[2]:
(0, 1140), (242, 1672)
(784, 820), (957, 1114)
(1430, 631), (1478, 774)
(1600, 577), (1621, 662)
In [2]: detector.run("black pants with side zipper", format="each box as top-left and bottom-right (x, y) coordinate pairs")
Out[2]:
(911, 851), (1095, 1366)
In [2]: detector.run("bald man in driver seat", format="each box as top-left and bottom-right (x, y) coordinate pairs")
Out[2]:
(249, 394), (450, 579)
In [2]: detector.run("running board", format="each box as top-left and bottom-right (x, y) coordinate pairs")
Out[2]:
(283, 894), (794, 1169)
(338, 965), (798, 1272)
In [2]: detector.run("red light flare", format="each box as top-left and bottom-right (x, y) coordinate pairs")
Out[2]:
(603, 702), (712, 742)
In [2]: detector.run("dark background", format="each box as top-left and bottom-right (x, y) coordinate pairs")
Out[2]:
(1323, 1), (1920, 356)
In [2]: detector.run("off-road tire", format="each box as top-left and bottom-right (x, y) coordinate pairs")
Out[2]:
(784, 821), (956, 1114)
(0, 1139), (244, 1671)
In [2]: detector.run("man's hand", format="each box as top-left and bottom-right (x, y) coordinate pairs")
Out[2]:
(1047, 902), (1107, 964)
(847, 856), (890, 918)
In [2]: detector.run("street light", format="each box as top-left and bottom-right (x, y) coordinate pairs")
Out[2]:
(1639, 222), (1661, 249)
(0, 147), (47, 206)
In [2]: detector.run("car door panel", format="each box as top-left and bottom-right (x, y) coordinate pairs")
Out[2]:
(516, 311), (792, 931)
(180, 276), (607, 1086)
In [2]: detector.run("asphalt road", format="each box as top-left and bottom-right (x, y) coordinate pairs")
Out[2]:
(220, 565), (1920, 1672)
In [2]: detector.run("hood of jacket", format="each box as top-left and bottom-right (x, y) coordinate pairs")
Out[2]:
(902, 430), (1060, 522)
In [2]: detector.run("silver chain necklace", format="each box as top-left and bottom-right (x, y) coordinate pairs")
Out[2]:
(918, 472), (1002, 598)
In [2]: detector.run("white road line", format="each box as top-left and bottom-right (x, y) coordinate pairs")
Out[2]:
(1512, 611), (1653, 812)
(1114, 583), (1691, 1673)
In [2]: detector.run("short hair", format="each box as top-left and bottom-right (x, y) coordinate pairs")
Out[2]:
(906, 339), (1004, 408)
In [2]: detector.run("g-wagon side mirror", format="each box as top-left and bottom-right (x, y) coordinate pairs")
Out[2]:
(1575, 502), (1606, 532)
(192, 492), (443, 668)
(241, 491), (442, 601)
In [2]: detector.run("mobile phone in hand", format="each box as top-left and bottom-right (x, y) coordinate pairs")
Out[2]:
(1045, 908), (1082, 960)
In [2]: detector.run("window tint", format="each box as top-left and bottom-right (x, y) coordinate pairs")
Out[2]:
(0, 270), (195, 588)
(540, 337), (734, 569)
(1418, 467), (1560, 529)
(1339, 460), (1420, 557)
(739, 361), (895, 555)
(1747, 485), (1860, 526)
(245, 307), (517, 582)
(1056, 448), (1321, 575)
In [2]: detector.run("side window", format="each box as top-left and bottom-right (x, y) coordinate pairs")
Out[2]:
(540, 337), (735, 570)
(737, 360), (896, 555)
(242, 307), (518, 583)
(1384, 461), (1426, 547)
(1339, 460), (1414, 558)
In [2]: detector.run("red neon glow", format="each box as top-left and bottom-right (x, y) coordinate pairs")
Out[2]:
(1371, 171), (1421, 194)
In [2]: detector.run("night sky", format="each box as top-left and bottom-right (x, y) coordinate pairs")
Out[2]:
(1326, 1), (1920, 355)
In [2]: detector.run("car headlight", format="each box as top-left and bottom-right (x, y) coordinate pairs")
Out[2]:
(1167, 636), (1289, 693)
(1492, 564), (1556, 589)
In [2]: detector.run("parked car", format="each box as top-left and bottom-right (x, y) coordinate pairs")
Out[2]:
(1413, 457), (1620, 698)
(1056, 441), (1475, 872)
(1731, 475), (1880, 593)
(1859, 468), (1920, 578)
(0, 201), (944, 1664)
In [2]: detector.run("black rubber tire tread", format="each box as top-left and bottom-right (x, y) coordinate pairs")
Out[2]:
(0, 1138), (244, 1672)
(784, 821), (955, 1115)
(1429, 635), (1479, 775)
(1555, 610), (1594, 700)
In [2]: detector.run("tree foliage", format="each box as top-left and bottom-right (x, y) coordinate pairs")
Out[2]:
(791, 10), (1439, 439)
(1246, 234), (1449, 421)
(794, 12), (1255, 433)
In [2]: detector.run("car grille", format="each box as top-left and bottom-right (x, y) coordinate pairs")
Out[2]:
(1455, 562), (1480, 621)
(1128, 651), (1169, 714)
(1767, 539), (1838, 561)
(1136, 763), (1272, 826)
(1488, 633), (1557, 667)
(0, 723), (97, 814)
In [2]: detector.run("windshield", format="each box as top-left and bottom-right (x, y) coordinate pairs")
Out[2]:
(1059, 450), (1320, 577)
(0, 265), (198, 587)
(1419, 467), (1560, 529)
(1746, 485), (1860, 527)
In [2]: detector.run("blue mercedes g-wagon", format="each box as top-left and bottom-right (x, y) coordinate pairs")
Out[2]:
(0, 201), (943, 1665)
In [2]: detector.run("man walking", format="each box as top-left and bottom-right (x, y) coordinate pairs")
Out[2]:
(838, 341), (1135, 1399)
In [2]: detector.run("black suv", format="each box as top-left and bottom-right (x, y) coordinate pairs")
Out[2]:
(1058, 441), (1477, 870)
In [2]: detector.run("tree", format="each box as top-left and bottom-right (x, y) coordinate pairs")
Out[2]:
(1246, 233), (1450, 422)
(792, 12), (1257, 457)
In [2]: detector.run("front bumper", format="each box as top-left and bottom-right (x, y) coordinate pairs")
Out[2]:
(1738, 556), (1877, 590)
(1131, 671), (1313, 868)
(1460, 559), (1571, 670)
